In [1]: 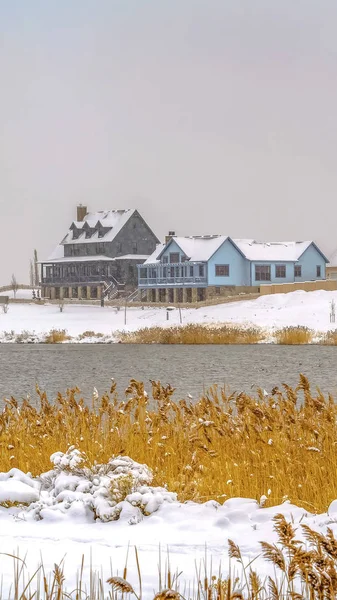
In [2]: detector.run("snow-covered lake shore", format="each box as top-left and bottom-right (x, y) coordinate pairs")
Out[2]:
(0, 289), (336, 342)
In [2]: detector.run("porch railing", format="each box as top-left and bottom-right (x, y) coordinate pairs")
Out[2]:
(41, 274), (107, 284)
(137, 262), (207, 287)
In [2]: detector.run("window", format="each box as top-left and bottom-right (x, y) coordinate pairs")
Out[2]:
(96, 243), (105, 254)
(294, 265), (302, 277)
(181, 255), (187, 262)
(255, 265), (271, 281)
(163, 256), (168, 264)
(215, 264), (229, 277)
(275, 265), (286, 278)
(139, 268), (147, 279)
(170, 252), (179, 263)
(199, 264), (205, 277)
(117, 242), (122, 254)
(190, 265), (194, 277)
(132, 243), (138, 254)
(317, 265), (321, 277)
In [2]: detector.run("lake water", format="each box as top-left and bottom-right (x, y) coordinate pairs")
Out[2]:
(1, 344), (337, 404)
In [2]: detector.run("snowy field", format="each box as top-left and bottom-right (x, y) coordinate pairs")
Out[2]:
(0, 448), (336, 598)
(0, 289), (336, 341)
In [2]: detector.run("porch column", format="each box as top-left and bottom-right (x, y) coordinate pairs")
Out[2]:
(50, 287), (56, 300)
(173, 288), (179, 304)
(59, 287), (64, 300)
(87, 286), (91, 300)
(192, 288), (198, 303)
(147, 289), (152, 302)
(155, 288), (160, 303)
(97, 285), (102, 299)
(182, 288), (188, 303)
(68, 287), (72, 299)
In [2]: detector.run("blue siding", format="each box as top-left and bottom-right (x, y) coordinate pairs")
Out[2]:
(141, 238), (326, 288)
(296, 244), (326, 281)
(208, 239), (248, 286)
(250, 262), (295, 286)
(249, 245), (326, 285)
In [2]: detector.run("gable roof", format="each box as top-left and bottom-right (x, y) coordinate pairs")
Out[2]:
(233, 239), (328, 262)
(144, 236), (329, 266)
(61, 209), (136, 245)
(159, 236), (233, 262)
(144, 236), (246, 264)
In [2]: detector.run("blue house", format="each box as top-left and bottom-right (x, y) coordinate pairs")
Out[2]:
(137, 234), (328, 303)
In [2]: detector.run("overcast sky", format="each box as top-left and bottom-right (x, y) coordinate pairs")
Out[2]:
(1, 0), (337, 282)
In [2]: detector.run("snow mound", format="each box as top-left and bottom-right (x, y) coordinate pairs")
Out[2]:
(0, 480), (39, 504)
(0, 447), (176, 523)
(0, 467), (40, 504)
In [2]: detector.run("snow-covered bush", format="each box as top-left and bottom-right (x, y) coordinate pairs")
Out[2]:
(0, 447), (176, 523)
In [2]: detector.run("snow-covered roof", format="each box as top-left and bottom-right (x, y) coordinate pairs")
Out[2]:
(144, 244), (166, 264)
(233, 239), (314, 262)
(112, 254), (149, 261)
(144, 236), (327, 265)
(146, 236), (229, 263)
(41, 255), (116, 264)
(46, 244), (64, 260)
(168, 236), (228, 261)
(61, 209), (136, 245)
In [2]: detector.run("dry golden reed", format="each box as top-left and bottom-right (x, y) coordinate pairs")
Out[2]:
(0, 375), (337, 512)
(274, 327), (314, 345)
(44, 329), (71, 343)
(118, 324), (264, 344)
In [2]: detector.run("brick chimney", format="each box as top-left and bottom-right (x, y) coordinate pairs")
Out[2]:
(165, 231), (176, 244)
(77, 204), (87, 222)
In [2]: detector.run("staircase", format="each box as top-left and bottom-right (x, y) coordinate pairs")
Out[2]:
(126, 289), (141, 302)
(102, 276), (125, 300)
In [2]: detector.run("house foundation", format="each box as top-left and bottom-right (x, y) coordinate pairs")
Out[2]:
(139, 285), (259, 304)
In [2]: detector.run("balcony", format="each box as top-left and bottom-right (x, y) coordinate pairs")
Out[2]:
(138, 262), (207, 287)
(41, 274), (107, 285)
(40, 260), (117, 286)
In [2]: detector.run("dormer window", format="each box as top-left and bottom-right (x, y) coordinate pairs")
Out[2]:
(98, 229), (104, 238)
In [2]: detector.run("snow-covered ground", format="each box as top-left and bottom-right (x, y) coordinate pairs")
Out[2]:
(4, 288), (40, 299)
(0, 290), (336, 342)
(0, 448), (336, 598)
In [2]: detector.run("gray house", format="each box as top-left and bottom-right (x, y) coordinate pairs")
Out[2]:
(41, 206), (159, 300)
